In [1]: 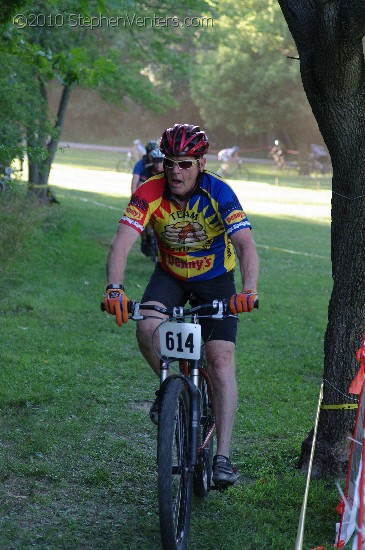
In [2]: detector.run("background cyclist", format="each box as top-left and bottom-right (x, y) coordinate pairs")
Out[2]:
(131, 141), (164, 257)
(217, 145), (241, 176)
(309, 143), (331, 174)
(269, 139), (286, 168)
(131, 140), (159, 194)
(104, 124), (259, 487)
(132, 139), (146, 161)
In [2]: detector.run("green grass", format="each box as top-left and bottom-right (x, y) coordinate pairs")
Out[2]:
(54, 146), (124, 172)
(53, 147), (332, 191)
(0, 183), (48, 271)
(0, 169), (338, 549)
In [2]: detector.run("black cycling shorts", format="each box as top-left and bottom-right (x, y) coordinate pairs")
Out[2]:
(141, 264), (238, 343)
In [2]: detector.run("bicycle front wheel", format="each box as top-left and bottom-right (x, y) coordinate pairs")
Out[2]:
(158, 378), (192, 550)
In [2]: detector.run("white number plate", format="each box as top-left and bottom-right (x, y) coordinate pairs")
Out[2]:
(159, 323), (201, 360)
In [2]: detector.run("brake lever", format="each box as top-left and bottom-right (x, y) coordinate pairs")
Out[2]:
(130, 301), (144, 320)
(211, 300), (225, 319)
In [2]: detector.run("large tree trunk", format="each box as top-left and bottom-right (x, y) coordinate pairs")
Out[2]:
(28, 81), (72, 203)
(278, 0), (365, 476)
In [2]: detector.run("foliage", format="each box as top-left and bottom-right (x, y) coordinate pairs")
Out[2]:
(0, 0), (28, 24)
(0, 0), (212, 186)
(190, 0), (319, 145)
(0, 182), (48, 269)
(0, 0), (328, 181)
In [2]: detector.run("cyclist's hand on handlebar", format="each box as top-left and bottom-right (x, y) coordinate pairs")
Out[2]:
(229, 290), (258, 314)
(103, 284), (129, 326)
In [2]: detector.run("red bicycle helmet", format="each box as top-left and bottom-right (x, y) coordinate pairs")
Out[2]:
(160, 124), (209, 157)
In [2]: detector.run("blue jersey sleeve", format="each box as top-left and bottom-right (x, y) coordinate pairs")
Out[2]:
(208, 175), (252, 236)
(133, 159), (144, 176)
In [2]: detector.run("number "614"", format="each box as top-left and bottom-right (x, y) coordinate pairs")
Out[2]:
(165, 331), (195, 354)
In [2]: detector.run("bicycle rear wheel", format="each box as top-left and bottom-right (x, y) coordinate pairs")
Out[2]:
(158, 378), (192, 550)
(193, 357), (215, 498)
(115, 155), (133, 173)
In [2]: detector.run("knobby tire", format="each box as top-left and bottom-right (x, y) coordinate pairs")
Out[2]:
(158, 378), (192, 550)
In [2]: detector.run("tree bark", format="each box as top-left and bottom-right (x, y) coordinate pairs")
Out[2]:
(28, 81), (72, 203)
(278, 0), (365, 476)
(42, 83), (72, 185)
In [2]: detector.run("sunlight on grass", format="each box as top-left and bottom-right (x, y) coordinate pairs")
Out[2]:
(49, 163), (331, 224)
(50, 164), (132, 197)
(232, 179), (331, 223)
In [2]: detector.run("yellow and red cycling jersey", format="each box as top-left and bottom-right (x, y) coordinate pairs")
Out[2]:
(120, 170), (252, 281)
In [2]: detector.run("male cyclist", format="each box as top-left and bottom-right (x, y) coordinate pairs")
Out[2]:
(104, 124), (259, 487)
(131, 139), (146, 161)
(269, 139), (285, 168)
(131, 140), (160, 194)
(217, 145), (241, 177)
(131, 142), (164, 257)
(309, 143), (331, 174)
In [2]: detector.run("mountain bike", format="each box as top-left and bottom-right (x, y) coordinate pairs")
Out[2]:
(115, 151), (134, 173)
(127, 299), (237, 549)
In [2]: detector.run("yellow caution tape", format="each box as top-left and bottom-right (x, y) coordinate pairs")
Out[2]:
(321, 403), (358, 410)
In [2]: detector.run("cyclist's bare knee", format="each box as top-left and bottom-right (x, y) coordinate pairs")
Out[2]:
(136, 301), (167, 353)
(205, 340), (235, 378)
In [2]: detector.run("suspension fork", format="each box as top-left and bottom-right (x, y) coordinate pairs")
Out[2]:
(159, 357), (169, 384)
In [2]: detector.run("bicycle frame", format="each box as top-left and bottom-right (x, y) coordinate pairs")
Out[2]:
(129, 300), (229, 468)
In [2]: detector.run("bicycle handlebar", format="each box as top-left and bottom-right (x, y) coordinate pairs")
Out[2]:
(128, 300), (231, 320)
(101, 298), (258, 318)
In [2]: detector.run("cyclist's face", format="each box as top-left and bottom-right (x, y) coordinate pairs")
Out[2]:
(152, 160), (164, 173)
(165, 156), (206, 197)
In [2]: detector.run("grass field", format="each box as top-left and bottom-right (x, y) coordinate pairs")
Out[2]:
(53, 147), (332, 191)
(0, 159), (338, 550)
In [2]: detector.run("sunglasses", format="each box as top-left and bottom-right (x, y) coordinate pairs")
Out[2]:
(163, 157), (200, 170)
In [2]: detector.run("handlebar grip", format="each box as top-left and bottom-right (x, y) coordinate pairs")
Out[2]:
(127, 300), (137, 313)
(101, 300), (136, 313)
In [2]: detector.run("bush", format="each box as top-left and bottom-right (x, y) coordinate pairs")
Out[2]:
(0, 183), (48, 272)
